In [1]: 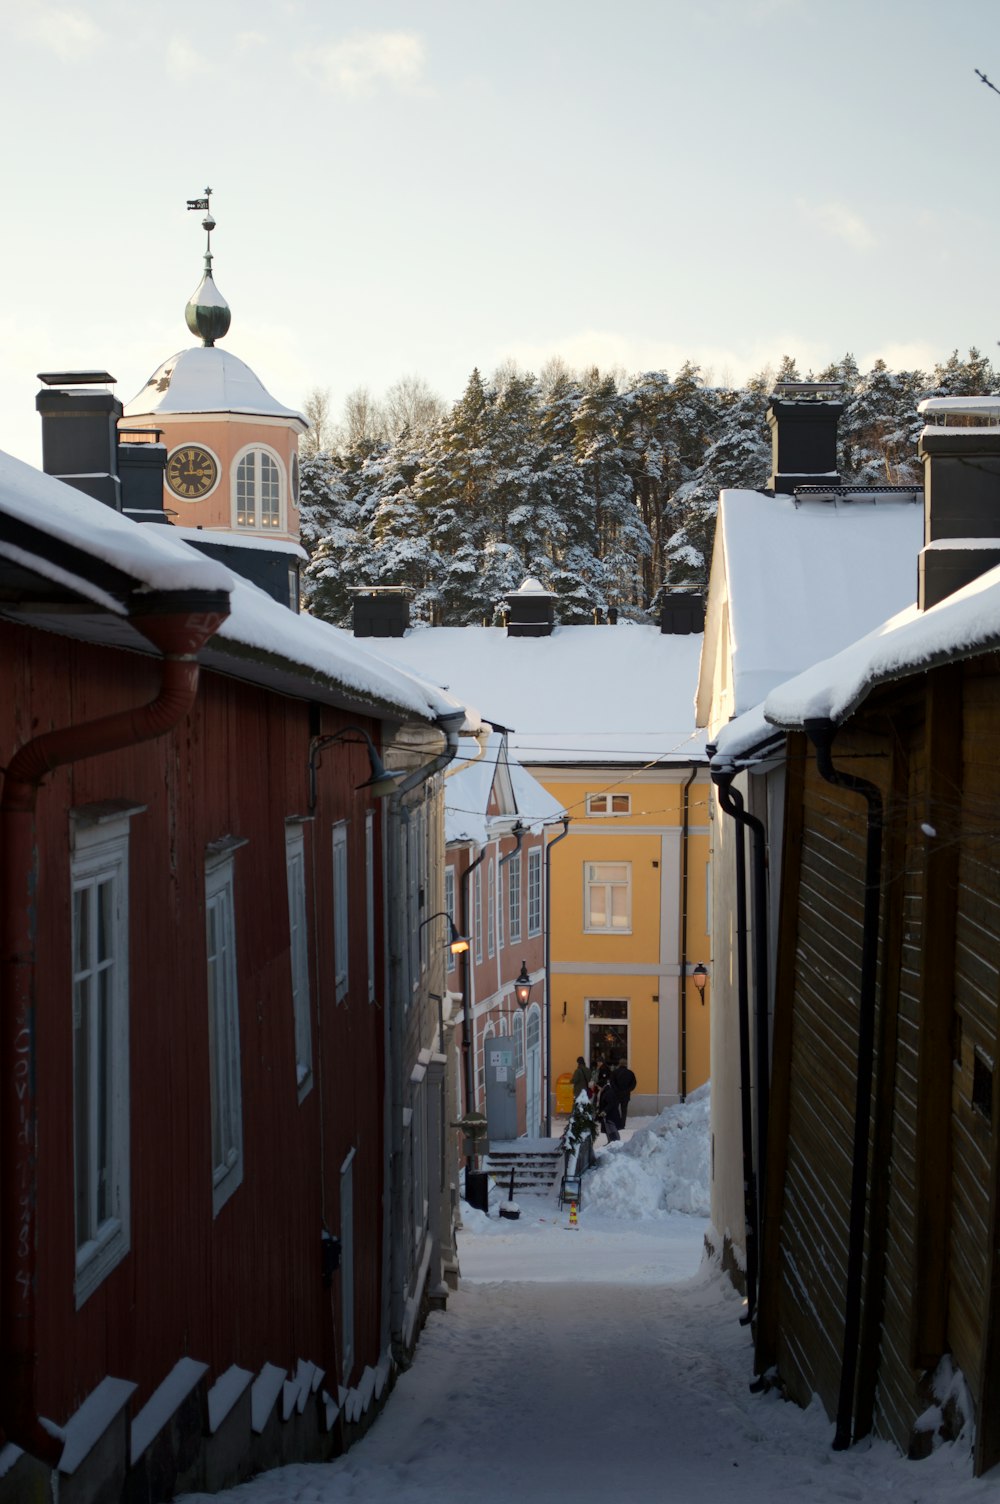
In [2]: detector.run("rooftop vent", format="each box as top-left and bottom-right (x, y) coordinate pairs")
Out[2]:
(659, 591), (705, 635)
(351, 587), (411, 638)
(767, 381), (844, 496)
(118, 428), (169, 524)
(505, 577), (555, 637)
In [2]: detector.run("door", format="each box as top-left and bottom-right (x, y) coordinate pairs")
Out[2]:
(485, 1035), (518, 1142)
(525, 1005), (542, 1137)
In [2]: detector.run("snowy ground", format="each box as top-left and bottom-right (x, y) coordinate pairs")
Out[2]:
(179, 1089), (995, 1503)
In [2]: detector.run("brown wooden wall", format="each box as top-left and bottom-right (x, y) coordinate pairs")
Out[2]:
(762, 655), (1000, 1473)
(1, 619), (388, 1424)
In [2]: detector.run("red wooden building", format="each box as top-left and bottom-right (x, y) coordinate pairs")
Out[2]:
(0, 445), (464, 1500)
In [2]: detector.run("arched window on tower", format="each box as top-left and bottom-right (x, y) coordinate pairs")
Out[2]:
(236, 448), (282, 529)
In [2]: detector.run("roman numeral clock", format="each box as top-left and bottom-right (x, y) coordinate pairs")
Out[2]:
(166, 445), (218, 499)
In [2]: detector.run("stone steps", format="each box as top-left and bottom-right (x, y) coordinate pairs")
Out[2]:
(485, 1138), (564, 1195)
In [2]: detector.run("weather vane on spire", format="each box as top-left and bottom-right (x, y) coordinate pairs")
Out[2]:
(183, 187), (231, 347)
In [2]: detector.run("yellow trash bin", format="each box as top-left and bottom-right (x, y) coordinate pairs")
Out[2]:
(555, 1073), (576, 1115)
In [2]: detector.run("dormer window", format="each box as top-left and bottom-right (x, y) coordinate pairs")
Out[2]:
(235, 447), (282, 529)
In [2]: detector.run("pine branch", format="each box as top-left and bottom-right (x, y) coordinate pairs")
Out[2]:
(975, 68), (1000, 97)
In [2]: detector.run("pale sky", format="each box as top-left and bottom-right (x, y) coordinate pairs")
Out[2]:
(2, 0), (998, 464)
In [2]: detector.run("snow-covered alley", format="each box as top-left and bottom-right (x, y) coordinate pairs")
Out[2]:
(179, 1095), (995, 1504)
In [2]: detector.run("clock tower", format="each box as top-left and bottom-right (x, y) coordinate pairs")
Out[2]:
(122, 192), (308, 609)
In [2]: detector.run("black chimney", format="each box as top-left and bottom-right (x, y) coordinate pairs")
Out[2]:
(118, 430), (169, 523)
(917, 398), (1000, 609)
(352, 588), (411, 637)
(766, 381), (844, 495)
(36, 371), (122, 510)
(505, 578), (555, 637)
(659, 591), (705, 635)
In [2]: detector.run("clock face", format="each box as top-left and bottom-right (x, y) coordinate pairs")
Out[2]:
(166, 445), (218, 500)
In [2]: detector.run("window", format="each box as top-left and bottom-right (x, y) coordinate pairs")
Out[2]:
(445, 866), (457, 973)
(72, 818), (130, 1303)
(206, 854), (243, 1215)
(508, 851), (522, 943)
(235, 448), (281, 529)
(365, 812), (376, 1002)
(340, 1149), (355, 1383)
(586, 792), (631, 815)
(487, 860), (496, 958)
(474, 865), (483, 964)
(285, 825), (312, 1096)
(332, 822), (349, 1002)
(513, 1010), (525, 1076)
(527, 848), (542, 937)
(585, 862), (631, 933)
(587, 997), (629, 1065)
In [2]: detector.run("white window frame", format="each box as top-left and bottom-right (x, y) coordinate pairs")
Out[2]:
(71, 816), (131, 1305)
(285, 824), (312, 1099)
(365, 811), (376, 1002)
(487, 859), (496, 959)
(586, 792), (631, 816)
(445, 865), (457, 974)
(497, 857), (505, 950)
(233, 443), (284, 531)
(332, 821), (349, 1002)
(474, 864), (483, 964)
(206, 852), (243, 1216)
(508, 851), (522, 943)
(340, 1147), (356, 1384)
(527, 848), (542, 937)
(584, 861), (632, 934)
(513, 1009), (525, 1076)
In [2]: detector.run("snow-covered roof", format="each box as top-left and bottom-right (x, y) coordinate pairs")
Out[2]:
(702, 490), (924, 721)
(362, 623), (706, 765)
(444, 732), (565, 845)
(124, 347), (306, 425)
(763, 561), (1000, 730)
(0, 448), (232, 611)
(918, 395), (1000, 419)
(169, 526), (308, 560)
(0, 448), (467, 727)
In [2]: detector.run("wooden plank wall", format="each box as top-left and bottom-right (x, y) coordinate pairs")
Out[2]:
(0, 622), (388, 1424)
(772, 730), (891, 1418)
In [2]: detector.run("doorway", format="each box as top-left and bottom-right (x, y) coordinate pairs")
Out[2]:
(586, 997), (629, 1071)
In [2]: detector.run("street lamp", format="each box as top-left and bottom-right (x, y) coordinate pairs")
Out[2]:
(514, 961), (533, 1009)
(308, 726), (403, 811)
(419, 911), (470, 956)
(691, 963), (708, 1002)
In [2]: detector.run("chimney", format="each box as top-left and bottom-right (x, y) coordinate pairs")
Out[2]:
(36, 371), (122, 510)
(118, 429), (169, 523)
(659, 591), (705, 635)
(766, 381), (844, 495)
(917, 397), (1000, 610)
(505, 577), (555, 637)
(351, 587), (410, 637)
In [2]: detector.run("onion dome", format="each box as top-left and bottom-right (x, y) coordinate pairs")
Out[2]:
(183, 189), (231, 347)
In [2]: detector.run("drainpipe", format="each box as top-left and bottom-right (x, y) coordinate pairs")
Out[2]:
(805, 719), (884, 1453)
(385, 710), (465, 1356)
(710, 765), (758, 1323)
(0, 598), (228, 1463)
(459, 844), (488, 1153)
(678, 767), (697, 1104)
(543, 817), (571, 1137)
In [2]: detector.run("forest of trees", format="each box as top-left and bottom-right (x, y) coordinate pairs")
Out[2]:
(299, 348), (996, 628)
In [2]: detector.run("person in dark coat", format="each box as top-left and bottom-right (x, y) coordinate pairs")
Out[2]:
(571, 1055), (590, 1101)
(598, 1078), (623, 1142)
(612, 1058), (637, 1124)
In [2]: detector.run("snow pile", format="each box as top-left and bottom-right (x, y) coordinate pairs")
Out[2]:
(587, 1083), (710, 1219)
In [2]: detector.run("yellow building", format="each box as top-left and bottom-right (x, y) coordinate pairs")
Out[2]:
(369, 580), (711, 1117)
(542, 765), (710, 1111)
